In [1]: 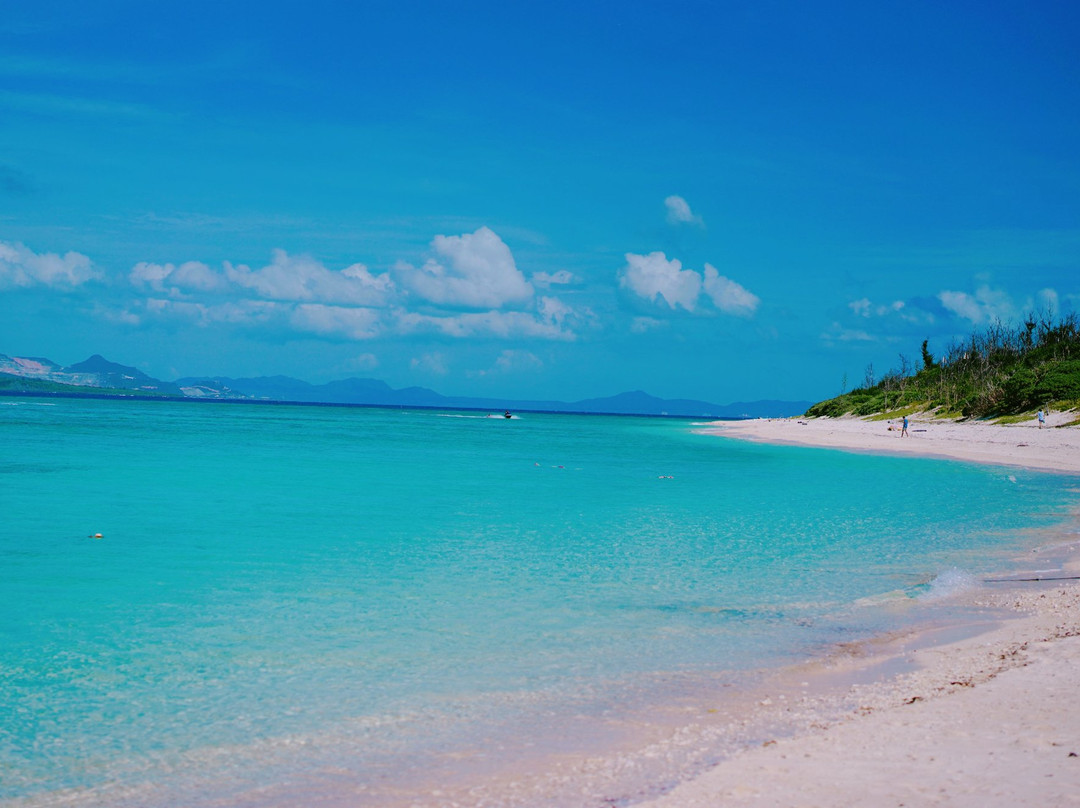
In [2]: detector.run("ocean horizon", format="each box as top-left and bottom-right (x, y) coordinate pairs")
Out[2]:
(4, 396), (1078, 806)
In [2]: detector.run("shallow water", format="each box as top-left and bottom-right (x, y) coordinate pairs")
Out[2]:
(2, 397), (1077, 805)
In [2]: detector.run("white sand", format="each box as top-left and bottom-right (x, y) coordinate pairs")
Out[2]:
(639, 585), (1080, 808)
(700, 411), (1080, 474)
(634, 414), (1080, 807)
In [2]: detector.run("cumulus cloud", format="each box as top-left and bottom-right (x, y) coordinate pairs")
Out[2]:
(0, 240), (98, 288)
(665, 195), (703, 226)
(130, 260), (225, 295)
(226, 249), (394, 306)
(620, 252), (702, 311)
(395, 227), (533, 309)
(620, 252), (759, 318)
(125, 234), (585, 344)
(703, 264), (759, 317)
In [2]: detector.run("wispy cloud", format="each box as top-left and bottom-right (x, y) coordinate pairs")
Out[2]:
(396, 308), (576, 341)
(290, 304), (383, 340)
(937, 286), (1018, 325)
(531, 269), (577, 288)
(410, 352), (448, 376)
(664, 195), (704, 226)
(468, 349), (544, 379)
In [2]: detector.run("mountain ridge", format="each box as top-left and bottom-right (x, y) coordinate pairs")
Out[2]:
(0, 352), (811, 417)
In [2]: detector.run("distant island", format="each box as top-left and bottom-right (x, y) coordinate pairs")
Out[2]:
(807, 313), (1080, 421)
(0, 352), (811, 419)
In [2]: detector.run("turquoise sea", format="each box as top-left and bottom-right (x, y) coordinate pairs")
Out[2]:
(3, 396), (1078, 806)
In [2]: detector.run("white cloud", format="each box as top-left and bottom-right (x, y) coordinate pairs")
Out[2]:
(630, 316), (666, 333)
(395, 227), (533, 309)
(664, 195), (703, 226)
(938, 286), (1016, 324)
(702, 264), (759, 317)
(531, 269), (576, 288)
(821, 321), (876, 343)
(494, 349), (542, 373)
(290, 304), (382, 340)
(620, 251), (702, 311)
(849, 297), (906, 318)
(125, 236), (584, 344)
(143, 297), (283, 327)
(225, 249), (394, 306)
(849, 297), (872, 317)
(396, 308), (575, 340)
(0, 240), (98, 288)
(130, 260), (224, 295)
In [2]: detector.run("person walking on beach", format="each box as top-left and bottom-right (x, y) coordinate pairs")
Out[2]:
(901, 415), (909, 437)
(1038, 409), (1046, 429)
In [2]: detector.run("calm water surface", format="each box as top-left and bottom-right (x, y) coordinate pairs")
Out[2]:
(2, 397), (1077, 805)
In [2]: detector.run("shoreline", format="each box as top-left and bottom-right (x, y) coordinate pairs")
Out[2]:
(629, 414), (1080, 806)
(637, 578), (1080, 807)
(394, 416), (1080, 808)
(698, 411), (1080, 475)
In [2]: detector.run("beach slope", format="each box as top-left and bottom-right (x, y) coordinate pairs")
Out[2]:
(640, 586), (1080, 807)
(644, 414), (1080, 806)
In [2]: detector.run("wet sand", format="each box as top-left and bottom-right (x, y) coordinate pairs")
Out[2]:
(636, 413), (1080, 806)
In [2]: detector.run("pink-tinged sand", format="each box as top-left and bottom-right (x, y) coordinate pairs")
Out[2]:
(638, 584), (1080, 808)
(632, 413), (1080, 807)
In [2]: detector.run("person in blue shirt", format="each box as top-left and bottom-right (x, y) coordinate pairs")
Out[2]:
(901, 415), (909, 437)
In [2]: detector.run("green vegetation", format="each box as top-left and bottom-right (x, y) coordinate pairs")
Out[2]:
(807, 313), (1080, 419)
(0, 374), (170, 398)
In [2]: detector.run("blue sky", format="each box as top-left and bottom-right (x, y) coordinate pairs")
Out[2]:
(2, 1), (1078, 403)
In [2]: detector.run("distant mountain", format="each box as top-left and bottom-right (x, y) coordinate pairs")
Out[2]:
(68, 354), (183, 395)
(3, 351), (811, 418)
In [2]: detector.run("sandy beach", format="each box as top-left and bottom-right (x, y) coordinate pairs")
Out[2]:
(637, 414), (1080, 807)
(700, 411), (1080, 475)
